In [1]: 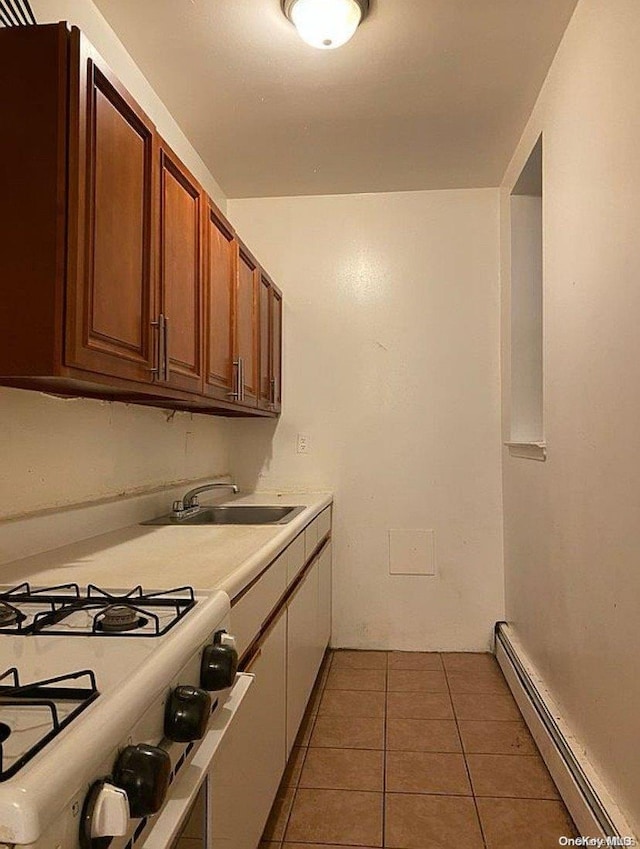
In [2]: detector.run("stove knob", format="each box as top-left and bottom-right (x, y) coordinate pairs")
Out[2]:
(165, 685), (212, 742)
(112, 744), (171, 818)
(79, 779), (129, 849)
(200, 632), (238, 691)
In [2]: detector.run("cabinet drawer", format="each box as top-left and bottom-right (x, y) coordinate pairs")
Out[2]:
(317, 506), (332, 542)
(286, 532), (306, 586)
(231, 553), (287, 658)
(304, 519), (319, 561)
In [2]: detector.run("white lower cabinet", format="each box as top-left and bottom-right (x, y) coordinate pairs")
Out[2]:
(286, 561), (320, 756)
(317, 541), (332, 659)
(286, 541), (332, 755)
(208, 614), (287, 849)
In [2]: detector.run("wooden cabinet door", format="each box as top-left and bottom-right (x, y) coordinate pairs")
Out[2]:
(270, 286), (283, 413)
(204, 200), (235, 402)
(65, 32), (156, 383)
(258, 273), (283, 413)
(258, 273), (271, 410)
(235, 243), (259, 407)
(157, 141), (203, 394)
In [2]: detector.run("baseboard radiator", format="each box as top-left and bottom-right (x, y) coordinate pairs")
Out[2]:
(494, 622), (636, 842)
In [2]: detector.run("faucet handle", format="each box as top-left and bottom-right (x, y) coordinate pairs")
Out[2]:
(172, 500), (184, 513)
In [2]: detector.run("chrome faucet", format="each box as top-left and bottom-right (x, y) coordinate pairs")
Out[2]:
(171, 482), (238, 518)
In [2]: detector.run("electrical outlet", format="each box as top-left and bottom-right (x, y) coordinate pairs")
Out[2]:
(296, 433), (311, 454)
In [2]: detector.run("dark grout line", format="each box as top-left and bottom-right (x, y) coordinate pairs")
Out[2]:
(442, 656), (489, 849)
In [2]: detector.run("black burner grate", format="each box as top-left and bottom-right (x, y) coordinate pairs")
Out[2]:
(0, 667), (99, 781)
(0, 583), (197, 637)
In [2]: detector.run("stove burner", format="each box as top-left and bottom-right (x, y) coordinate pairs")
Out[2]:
(0, 601), (25, 628)
(97, 604), (147, 633)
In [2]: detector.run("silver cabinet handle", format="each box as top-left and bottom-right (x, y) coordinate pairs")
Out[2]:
(239, 357), (244, 402)
(163, 316), (170, 382)
(227, 359), (241, 399)
(150, 314), (165, 381)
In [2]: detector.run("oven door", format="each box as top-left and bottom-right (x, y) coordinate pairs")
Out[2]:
(140, 673), (254, 849)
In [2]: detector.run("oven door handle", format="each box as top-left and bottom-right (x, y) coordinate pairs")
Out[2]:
(140, 673), (254, 849)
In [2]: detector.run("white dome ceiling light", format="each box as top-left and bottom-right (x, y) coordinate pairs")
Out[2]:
(282, 0), (370, 50)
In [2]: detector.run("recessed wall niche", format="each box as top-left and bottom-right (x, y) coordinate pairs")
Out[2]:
(509, 135), (544, 451)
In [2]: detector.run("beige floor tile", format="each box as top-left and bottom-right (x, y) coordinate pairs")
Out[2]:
(259, 844), (281, 849)
(310, 715), (385, 749)
(386, 751), (472, 795)
(442, 652), (499, 672)
(467, 753), (560, 799)
(387, 691), (454, 720)
(325, 667), (386, 691)
(387, 669), (448, 693)
(388, 652), (443, 671)
(319, 689), (386, 718)
(262, 786), (296, 842)
(299, 747), (384, 791)
(446, 667), (510, 695)
(385, 793), (484, 849)
(282, 746), (308, 787)
(458, 720), (537, 755)
(285, 788), (383, 846)
(451, 691), (521, 721)
(331, 650), (388, 670)
(477, 797), (578, 849)
(386, 717), (462, 752)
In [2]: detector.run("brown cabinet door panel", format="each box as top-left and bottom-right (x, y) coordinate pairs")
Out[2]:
(271, 287), (283, 413)
(258, 273), (271, 409)
(236, 244), (259, 407)
(158, 144), (203, 393)
(204, 201), (235, 401)
(66, 32), (156, 383)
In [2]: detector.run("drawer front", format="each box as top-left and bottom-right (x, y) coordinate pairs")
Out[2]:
(304, 518), (319, 561)
(231, 553), (287, 658)
(317, 506), (332, 542)
(286, 532), (306, 586)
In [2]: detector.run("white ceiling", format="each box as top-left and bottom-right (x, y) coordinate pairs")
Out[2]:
(91, 0), (578, 198)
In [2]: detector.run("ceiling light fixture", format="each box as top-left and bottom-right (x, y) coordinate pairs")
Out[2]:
(282, 0), (369, 50)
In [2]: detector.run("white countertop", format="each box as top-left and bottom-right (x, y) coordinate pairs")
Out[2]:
(0, 492), (333, 600)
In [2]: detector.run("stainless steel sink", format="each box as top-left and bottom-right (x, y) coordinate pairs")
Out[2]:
(142, 505), (306, 526)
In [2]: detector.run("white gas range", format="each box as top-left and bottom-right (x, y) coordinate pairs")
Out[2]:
(0, 581), (248, 849)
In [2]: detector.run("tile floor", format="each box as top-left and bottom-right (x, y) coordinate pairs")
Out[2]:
(261, 650), (578, 849)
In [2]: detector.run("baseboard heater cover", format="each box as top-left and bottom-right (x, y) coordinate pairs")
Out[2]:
(494, 622), (636, 843)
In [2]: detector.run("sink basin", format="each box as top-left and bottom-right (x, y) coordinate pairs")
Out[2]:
(142, 505), (306, 526)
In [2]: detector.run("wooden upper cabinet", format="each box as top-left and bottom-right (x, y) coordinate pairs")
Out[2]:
(157, 141), (203, 394)
(65, 30), (156, 383)
(204, 199), (235, 402)
(258, 272), (283, 414)
(235, 242), (260, 408)
(0, 23), (281, 417)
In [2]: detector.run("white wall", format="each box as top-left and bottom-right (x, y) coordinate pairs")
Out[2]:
(229, 189), (504, 651)
(0, 1), (230, 532)
(501, 0), (640, 833)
